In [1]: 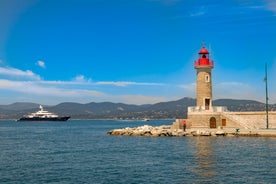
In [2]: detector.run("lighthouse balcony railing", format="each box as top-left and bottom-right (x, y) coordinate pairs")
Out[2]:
(194, 61), (214, 67)
(188, 106), (228, 113)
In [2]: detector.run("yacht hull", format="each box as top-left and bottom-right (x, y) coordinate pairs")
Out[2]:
(17, 116), (70, 122)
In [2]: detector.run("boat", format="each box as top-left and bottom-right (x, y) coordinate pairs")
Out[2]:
(17, 105), (70, 121)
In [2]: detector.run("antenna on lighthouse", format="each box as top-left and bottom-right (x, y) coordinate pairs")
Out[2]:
(264, 63), (269, 129)
(209, 44), (212, 58)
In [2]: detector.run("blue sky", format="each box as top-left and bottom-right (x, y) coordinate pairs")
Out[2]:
(0, 0), (276, 105)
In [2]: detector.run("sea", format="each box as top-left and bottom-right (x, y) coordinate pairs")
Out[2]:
(0, 120), (275, 184)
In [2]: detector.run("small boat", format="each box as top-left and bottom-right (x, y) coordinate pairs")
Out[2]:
(17, 105), (70, 121)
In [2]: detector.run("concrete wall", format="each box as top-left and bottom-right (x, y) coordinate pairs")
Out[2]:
(222, 111), (276, 129)
(184, 110), (276, 130)
(187, 113), (221, 129)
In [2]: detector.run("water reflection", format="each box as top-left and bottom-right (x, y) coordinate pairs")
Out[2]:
(189, 137), (217, 182)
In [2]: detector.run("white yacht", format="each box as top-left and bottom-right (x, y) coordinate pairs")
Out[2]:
(17, 105), (70, 121)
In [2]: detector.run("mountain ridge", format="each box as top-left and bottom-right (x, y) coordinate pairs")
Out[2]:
(0, 98), (275, 119)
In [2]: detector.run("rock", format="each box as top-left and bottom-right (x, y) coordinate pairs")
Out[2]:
(144, 132), (152, 136)
(171, 130), (186, 137)
(215, 130), (226, 136)
(150, 129), (160, 136)
(190, 130), (198, 136)
(132, 130), (142, 136)
(211, 132), (217, 136)
(190, 130), (212, 136)
(191, 130), (208, 136)
(108, 129), (124, 135)
(108, 125), (227, 137)
(186, 133), (194, 136)
(159, 129), (170, 136)
(159, 125), (172, 130)
(226, 133), (235, 137)
(201, 131), (211, 136)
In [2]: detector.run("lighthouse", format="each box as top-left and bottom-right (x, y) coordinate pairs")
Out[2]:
(182, 45), (275, 130)
(194, 45), (214, 111)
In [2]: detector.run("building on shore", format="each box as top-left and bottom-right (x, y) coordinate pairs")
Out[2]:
(173, 45), (276, 130)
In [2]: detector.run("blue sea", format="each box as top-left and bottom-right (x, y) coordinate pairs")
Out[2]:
(0, 120), (275, 184)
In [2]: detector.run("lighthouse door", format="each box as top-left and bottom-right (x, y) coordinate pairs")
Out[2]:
(205, 99), (210, 110)
(210, 117), (216, 128)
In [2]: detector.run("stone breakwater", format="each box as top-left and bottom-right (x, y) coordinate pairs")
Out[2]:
(107, 125), (276, 137)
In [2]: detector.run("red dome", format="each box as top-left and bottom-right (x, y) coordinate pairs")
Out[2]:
(199, 47), (209, 54)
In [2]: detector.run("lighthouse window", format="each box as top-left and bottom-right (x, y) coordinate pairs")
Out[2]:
(205, 75), (210, 82)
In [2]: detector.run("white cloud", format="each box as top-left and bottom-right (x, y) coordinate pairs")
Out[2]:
(0, 79), (170, 105)
(0, 65), (165, 88)
(179, 83), (196, 92)
(37, 80), (165, 88)
(213, 82), (263, 102)
(147, 0), (180, 5)
(0, 64), (189, 104)
(118, 95), (168, 105)
(0, 79), (22, 88)
(0, 79), (106, 98)
(74, 75), (85, 82)
(34, 78), (152, 87)
(189, 6), (206, 17)
(37, 60), (46, 68)
(73, 75), (92, 83)
(265, 0), (276, 13)
(86, 90), (108, 98)
(30, 75), (93, 85)
(1, 72), (273, 105)
(1, 64), (273, 104)
(217, 82), (246, 87)
(248, 1), (276, 14)
(38, 80), (78, 85)
(0, 66), (41, 80)
(96, 81), (136, 87)
(96, 81), (165, 87)
(190, 11), (205, 17)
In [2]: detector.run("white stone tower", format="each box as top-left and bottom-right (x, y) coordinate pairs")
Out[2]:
(194, 45), (214, 110)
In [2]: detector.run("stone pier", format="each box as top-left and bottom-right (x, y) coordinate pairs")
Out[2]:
(107, 124), (276, 137)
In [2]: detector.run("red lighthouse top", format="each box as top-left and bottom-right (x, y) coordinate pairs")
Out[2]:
(194, 46), (214, 69)
(199, 47), (209, 54)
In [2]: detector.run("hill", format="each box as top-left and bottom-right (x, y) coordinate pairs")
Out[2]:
(0, 98), (275, 120)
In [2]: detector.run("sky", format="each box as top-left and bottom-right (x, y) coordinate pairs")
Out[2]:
(0, 0), (276, 105)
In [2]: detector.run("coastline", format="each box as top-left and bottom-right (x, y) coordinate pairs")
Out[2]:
(107, 124), (276, 137)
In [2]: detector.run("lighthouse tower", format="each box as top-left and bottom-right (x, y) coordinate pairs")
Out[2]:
(194, 45), (214, 111)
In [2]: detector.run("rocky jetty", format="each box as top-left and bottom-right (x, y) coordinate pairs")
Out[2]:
(107, 125), (276, 137)
(108, 125), (230, 137)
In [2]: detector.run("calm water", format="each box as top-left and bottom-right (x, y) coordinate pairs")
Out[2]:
(0, 120), (275, 184)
